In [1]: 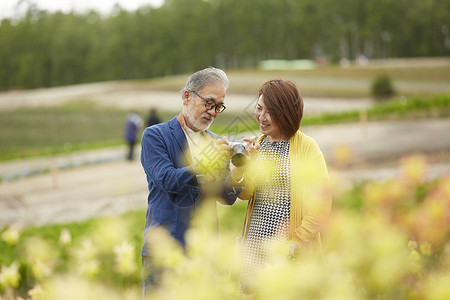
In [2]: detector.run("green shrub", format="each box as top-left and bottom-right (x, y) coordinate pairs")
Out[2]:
(371, 73), (396, 100)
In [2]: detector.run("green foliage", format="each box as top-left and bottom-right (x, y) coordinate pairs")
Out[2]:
(1, 0), (449, 90)
(371, 73), (396, 100)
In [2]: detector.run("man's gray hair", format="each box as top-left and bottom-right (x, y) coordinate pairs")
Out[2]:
(182, 66), (229, 94)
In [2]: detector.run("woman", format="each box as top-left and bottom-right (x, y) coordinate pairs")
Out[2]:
(240, 79), (332, 280)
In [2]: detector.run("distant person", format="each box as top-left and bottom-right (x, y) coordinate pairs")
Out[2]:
(124, 112), (143, 161)
(239, 79), (332, 290)
(140, 67), (245, 296)
(357, 52), (369, 65)
(146, 108), (161, 127)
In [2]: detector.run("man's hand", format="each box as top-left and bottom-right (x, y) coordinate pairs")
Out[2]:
(215, 136), (232, 160)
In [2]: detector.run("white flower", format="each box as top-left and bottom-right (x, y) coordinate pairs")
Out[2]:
(113, 241), (137, 275)
(0, 262), (21, 288)
(1, 227), (20, 245)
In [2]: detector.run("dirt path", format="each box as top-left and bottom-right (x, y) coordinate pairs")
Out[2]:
(0, 160), (147, 228)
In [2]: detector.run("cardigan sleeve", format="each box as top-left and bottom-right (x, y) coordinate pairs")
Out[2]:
(290, 133), (332, 247)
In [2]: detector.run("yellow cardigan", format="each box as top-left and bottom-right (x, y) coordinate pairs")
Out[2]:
(240, 130), (332, 250)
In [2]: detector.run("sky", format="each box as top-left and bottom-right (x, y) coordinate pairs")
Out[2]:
(1, 0), (164, 20)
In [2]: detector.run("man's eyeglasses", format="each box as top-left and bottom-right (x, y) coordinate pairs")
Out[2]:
(191, 91), (226, 113)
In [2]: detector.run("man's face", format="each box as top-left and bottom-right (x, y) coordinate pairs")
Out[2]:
(183, 82), (226, 132)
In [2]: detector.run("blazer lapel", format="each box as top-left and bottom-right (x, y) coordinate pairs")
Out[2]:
(169, 115), (192, 165)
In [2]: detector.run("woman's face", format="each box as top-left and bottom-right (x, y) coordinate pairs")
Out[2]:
(254, 95), (284, 141)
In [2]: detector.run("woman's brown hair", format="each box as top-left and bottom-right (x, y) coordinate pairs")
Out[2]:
(258, 79), (304, 139)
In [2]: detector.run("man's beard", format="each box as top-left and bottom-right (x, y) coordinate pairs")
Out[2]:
(185, 103), (214, 132)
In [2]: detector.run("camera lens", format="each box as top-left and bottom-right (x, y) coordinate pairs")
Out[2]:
(231, 143), (247, 167)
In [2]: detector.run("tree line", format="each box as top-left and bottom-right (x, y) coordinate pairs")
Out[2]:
(0, 0), (449, 90)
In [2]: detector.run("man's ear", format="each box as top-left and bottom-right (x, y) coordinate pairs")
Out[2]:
(182, 90), (191, 105)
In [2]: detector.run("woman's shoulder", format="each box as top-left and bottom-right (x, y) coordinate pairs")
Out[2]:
(292, 130), (317, 144)
(290, 130), (322, 154)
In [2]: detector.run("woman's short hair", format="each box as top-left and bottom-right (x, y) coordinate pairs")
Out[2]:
(182, 66), (229, 94)
(258, 79), (304, 139)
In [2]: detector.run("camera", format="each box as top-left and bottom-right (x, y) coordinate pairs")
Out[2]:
(229, 142), (248, 167)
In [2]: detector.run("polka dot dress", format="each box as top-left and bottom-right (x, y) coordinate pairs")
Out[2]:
(242, 136), (291, 279)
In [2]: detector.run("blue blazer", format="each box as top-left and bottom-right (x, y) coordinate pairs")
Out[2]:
(140, 116), (240, 255)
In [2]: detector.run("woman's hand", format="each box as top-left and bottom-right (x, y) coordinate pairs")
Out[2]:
(243, 136), (261, 159)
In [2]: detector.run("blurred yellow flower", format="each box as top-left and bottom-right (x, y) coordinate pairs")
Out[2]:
(409, 249), (422, 274)
(408, 240), (418, 250)
(414, 197), (448, 246)
(44, 275), (140, 300)
(0, 262), (21, 288)
(332, 143), (353, 167)
(145, 227), (184, 270)
(190, 138), (229, 186)
(1, 227), (20, 245)
(0, 151), (447, 300)
(423, 273), (450, 300)
(22, 236), (56, 279)
(113, 241), (137, 275)
(189, 199), (220, 236)
(244, 155), (276, 187)
(59, 228), (72, 246)
(384, 179), (409, 204)
(28, 284), (46, 300)
(420, 242), (432, 256)
(367, 228), (410, 289)
(399, 154), (428, 185)
(438, 176), (450, 198)
(77, 238), (98, 261)
(75, 238), (100, 277)
(327, 170), (350, 197)
(363, 181), (385, 206)
(23, 237), (55, 263)
(91, 218), (128, 252)
(79, 259), (100, 277)
(31, 259), (52, 280)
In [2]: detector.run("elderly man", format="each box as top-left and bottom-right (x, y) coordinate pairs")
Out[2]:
(140, 67), (244, 294)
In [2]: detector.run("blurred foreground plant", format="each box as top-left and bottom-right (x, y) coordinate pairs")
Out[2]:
(1, 154), (449, 299)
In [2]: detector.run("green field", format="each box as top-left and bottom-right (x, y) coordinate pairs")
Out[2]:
(1, 61), (450, 162)
(1, 94), (449, 162)
(122, 61), (450, 97)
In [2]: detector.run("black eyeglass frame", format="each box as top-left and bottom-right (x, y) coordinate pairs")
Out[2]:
(190, 91), (226, 113)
